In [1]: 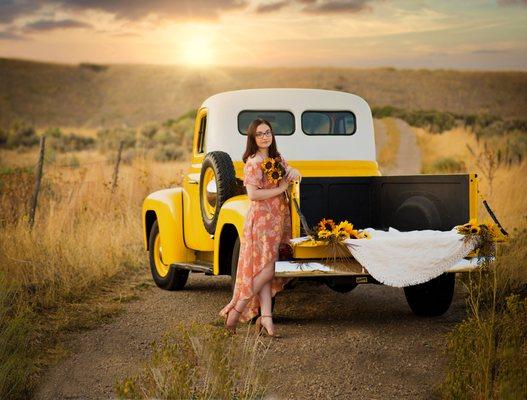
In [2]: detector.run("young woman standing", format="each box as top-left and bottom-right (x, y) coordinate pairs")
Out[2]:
(219, 118), (301, 337)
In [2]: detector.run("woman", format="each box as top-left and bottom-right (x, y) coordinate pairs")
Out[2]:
(219, 118), (301, 337)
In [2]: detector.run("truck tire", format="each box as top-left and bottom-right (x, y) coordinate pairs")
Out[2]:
(230, 237), (275, 315)
(404, 273), (455, 317)
(200, 151), (237, 234)
(148, 220), (189, 290)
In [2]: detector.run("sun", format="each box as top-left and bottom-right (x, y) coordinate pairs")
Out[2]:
(180, 35), (215, 66)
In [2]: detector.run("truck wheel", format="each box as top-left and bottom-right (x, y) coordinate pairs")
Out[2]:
(404, 273), (455, 317)
(200, 151), (236, 234)
(148, 220), (189, 290)
(230, 237), (275, 314)
(325, 277), (358, 293)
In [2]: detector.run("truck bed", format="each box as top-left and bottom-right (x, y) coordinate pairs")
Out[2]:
(298, 174), (473, 233)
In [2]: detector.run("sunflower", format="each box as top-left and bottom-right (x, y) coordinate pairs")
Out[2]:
(261, 157), (275, 173)
(332, 226), (350, 240)
(337, 220), (354, 235)
(317, 218), (336, 232)
(268, 168), (283, 184)
(317, 229), (332, 239)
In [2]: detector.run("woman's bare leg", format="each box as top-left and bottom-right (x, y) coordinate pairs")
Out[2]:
(231, 261), (275, 318)
(258, 280), (276, 334)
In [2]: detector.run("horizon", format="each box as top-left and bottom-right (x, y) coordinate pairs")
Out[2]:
(0, 1), (526, 71)
(3, 55), (527, 73)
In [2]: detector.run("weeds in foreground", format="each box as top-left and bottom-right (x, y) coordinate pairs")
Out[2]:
(115, 322), (271, 400)
(442, 232), (527, 399)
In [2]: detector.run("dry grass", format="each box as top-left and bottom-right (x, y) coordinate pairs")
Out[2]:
(377, 117), (401, 168)
(0, 148), (187, 399)
(442, 233), (527, 400)
(115, 322), (271, 399)
(415, 126), (527, 233)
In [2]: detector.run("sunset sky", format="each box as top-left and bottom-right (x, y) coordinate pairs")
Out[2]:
(0, 0), (526, 70)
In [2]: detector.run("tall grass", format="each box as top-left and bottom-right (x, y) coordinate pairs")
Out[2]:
(0, 153), (186, 399)
(115, 322), (271, 400)
(442, 232), (527, 399)
(378, 118), (401, 168)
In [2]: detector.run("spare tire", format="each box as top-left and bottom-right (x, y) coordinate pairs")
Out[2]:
(200, 151), (237, 234)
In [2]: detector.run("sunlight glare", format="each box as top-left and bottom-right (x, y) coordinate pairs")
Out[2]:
(180, 35), (215, 66)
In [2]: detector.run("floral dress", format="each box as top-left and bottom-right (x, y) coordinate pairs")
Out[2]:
(219, 152), (293, 323)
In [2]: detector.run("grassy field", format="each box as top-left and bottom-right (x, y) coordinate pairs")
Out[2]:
(1, 57), (527, 129)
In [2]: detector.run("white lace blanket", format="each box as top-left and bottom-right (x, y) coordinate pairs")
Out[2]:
(290, 227), (479, 287)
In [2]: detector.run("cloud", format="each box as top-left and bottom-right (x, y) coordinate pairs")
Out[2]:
(56, 0), (249, 21)
(256, 1), (289, 13)
(496, 0), (527, 6)
(300, 0), (375, 14)
(0, 29), (26, 40)
(24, 18), (92, 32)
(0, 0), (38, 23)
(0, 0), (250, 24)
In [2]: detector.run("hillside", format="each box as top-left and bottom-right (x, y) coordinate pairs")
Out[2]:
(1, 57), (526, 129)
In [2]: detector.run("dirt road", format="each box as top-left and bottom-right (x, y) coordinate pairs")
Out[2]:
(34, 121), (460, 399)
(34, 272), (466, 399)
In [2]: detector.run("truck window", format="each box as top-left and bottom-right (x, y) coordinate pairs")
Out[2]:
(238, 110), (294, 135)
(301, 111), (356, 135)
(197, 114), (207, 154)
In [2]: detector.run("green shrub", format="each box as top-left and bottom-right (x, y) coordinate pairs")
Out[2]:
(423, 157), (466, 174)
(3, 122), (39, 149)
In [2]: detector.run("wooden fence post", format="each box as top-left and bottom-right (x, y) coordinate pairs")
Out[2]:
(29, 136), (46, 229)
(111, 140), (124, 192)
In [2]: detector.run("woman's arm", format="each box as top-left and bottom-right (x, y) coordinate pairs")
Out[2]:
(246, 180), (289, 201)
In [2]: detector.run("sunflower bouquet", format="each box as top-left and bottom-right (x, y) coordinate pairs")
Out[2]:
(260, 157), (287, 184)
(313, 218), (371, 242)
(297, 218), (372, 272)
(456, 219), (501, 257)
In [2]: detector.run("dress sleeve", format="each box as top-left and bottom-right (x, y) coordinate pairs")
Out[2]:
(243, 159), (263, 188)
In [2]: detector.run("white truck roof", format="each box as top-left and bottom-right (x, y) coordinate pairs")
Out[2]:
(200, 88), (376, 162)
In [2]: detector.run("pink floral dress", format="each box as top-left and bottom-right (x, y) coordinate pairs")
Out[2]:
(219, 152), (293, 323)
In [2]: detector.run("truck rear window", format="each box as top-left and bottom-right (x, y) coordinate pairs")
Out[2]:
(238, 110), (295, 135)
(302, 111), (356, 135)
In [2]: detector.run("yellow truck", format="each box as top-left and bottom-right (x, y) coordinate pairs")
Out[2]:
(142, 88), (486, 317)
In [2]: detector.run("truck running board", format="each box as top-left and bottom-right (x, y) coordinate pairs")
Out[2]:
(170, 262), (213, 275)
(274, 256), (494, 278)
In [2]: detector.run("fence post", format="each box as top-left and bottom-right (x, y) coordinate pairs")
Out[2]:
(111, 140), (124, 192)
(29, 136), (46, 229)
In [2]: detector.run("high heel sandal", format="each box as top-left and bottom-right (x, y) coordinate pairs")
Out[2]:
(225, 306), (242, 335)
(255, 315), (281, 338)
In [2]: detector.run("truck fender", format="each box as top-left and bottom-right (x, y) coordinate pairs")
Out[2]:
(142, 188), (194, 265)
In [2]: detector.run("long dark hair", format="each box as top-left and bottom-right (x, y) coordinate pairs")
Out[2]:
(242, 118), (281, 163)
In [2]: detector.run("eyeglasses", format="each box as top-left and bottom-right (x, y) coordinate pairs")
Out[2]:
(255, 130), (272, 138)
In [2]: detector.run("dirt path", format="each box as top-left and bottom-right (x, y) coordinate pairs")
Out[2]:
(33, 125), (460, 399)
(34, 271), (466, 400)
(380, 118), (422, 175)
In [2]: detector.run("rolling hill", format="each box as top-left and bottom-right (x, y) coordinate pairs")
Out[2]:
(1, 57), (526, 129)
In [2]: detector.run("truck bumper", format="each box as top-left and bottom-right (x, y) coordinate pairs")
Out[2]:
(274, 256), (494, 278)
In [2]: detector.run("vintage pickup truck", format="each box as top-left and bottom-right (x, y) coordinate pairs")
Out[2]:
(142, 88), (485, 317)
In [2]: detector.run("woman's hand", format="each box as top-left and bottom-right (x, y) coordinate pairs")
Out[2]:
(279, 179), (290, 192)
(284, 167), (301, 183)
